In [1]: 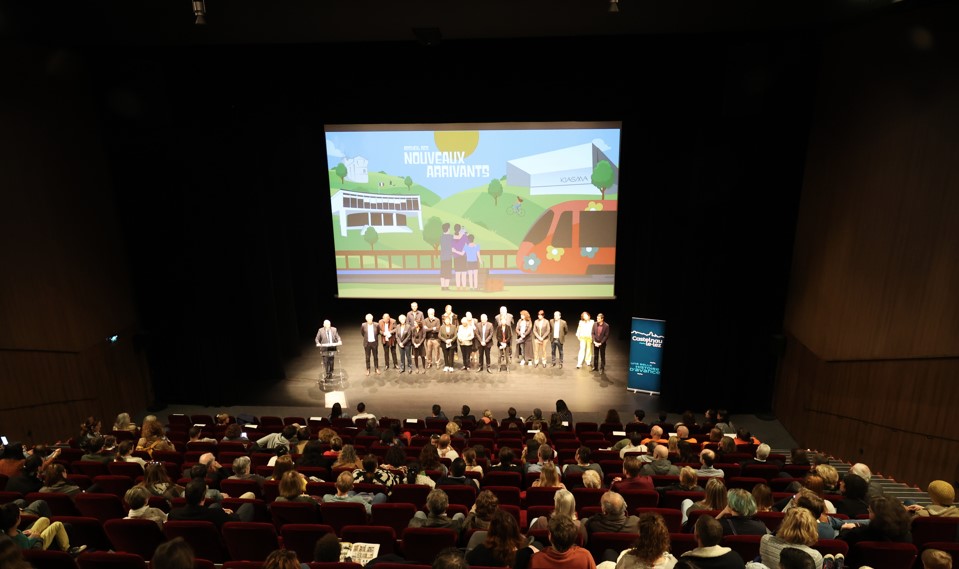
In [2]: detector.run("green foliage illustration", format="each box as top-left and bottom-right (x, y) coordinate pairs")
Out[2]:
(591, 160), (615, 200)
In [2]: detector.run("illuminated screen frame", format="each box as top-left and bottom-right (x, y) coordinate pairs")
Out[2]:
(324, 121), (621, 299)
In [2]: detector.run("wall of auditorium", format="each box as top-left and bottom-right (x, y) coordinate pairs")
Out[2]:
(776, 3), (959, 488)
(0, 47), (151, 445)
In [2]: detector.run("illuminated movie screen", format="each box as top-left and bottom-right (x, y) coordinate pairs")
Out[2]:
(324, 121), (621, 299)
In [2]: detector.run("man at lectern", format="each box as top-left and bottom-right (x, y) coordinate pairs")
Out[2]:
(315, 319), (343, 379)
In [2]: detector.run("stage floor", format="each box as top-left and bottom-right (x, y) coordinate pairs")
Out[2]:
(160, 331), (799, 450)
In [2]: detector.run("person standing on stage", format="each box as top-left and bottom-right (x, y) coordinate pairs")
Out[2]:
(591, 313), (610, 373)
(475, 314), (494, 373)
(411, 320), (427, 374)
(395, 314), (413, 374)
(515, 310), (533, 366)
(575, 311), (595, 369)
(407, 302), (424, 327)
(379, 313), (398, 370)
(550, 311), (569, 368)
(360, 314), (380, 375)
(456, 317), (475, 372)
(424, 307), (441, 369)
(442, 304), (459, 363)
(315, 320), (343, 380)
(497, 316), (513, 369)
(532, 310), (551, 368)
(439, 315), (457, 372)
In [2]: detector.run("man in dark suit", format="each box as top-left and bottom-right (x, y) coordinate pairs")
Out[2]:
(591, 313), (610, 373)
(474, 314), (494, 373)
(315, 319), (343, 379)
(395, 314), (414, 373)
(168, 479), (254, 528)
(360, 313), (380, 375)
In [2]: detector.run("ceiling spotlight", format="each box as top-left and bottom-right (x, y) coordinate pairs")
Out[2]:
(609, 0), (619, 12)
(192, 0), (207, 25)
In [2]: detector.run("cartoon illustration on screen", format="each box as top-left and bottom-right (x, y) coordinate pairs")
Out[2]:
(326, 124), (620, 299)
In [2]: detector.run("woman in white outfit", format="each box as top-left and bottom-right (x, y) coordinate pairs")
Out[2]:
(576, 311), (594, 369)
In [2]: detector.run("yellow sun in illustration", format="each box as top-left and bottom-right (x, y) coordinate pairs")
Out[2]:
(434, 131), (480, 158)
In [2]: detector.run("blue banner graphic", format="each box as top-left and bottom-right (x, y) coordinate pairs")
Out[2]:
(628, 317), (666, 394)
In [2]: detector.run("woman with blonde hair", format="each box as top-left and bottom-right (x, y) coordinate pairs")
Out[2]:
(332, 444), (362, 470)
(581, 469), (602, 489)
(274, 470), (317, 504)
(529, 489), (587, 544)
(531, 462), (565, 489)
(814, 464), (840, 493)
(759, 507), (823, 569)
(682, 477), (727, 528)
(113, 412), (137, 433)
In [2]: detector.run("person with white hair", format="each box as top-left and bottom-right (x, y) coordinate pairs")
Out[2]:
(583, 491), (640, 538)
(849, 463), (884, 499)
(529, 489), (588, 545)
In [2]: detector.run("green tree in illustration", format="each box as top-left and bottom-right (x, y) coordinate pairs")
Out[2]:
(487, 178), (503, 205)
(423, 216), (443, 252)
(404, 176), (413, 192)
(334, 163), (348, 184)
(591, 160), (615, 200)
(363, 226), (379, 251)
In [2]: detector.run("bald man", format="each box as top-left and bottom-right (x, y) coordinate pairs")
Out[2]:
(316, 320), (342, 379)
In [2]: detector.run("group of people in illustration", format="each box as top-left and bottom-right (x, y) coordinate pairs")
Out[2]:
(439, 222), (481, 291)
(315, 303), (612, 377)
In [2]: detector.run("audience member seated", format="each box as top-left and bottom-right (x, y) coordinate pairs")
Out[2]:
(39, 464), (81, 498)
(528, 445), (557, 475)
(582, 469), (603, 489)
(408, 488), (465, 534)
(598, 512), (676, 569)
(124, 486), (168, 528)
(501, 407), (525, 431)
(151, 536), (194, 569)
(80, 436), (111, 463)
(436, 433), (459, 460)
(659, 466), (704, 495)
(641, 425), (666, 448)
(741, 443), (776, 469)
(696, 449), (725, 478)
(1, 502), (86, 555)
(332, 444), (363, 471)
(463, 489), (499, 533)
(406, 461), (436, 488)
(640, 445), (679, 476)
(839, 495), (912, 549)
(113, 412), (138, 434)
(792, 488), (843, 540)
(354, 455), (405, 496)
(778, 547), (818, 569)
(139, 461), (184, 500)
(255, 425), (297, 452)
(530, 514), (595, 569)
(680, 514), (747, 569)
(354, 402), (377, 422)
(814, 464), (840, 493)
(912, 480), (958, 518)
(230, 455), (267, 486)
(322, 470), (385, 514)
(418, 444), (448, 477)
(168, 478), (254, 528)
(490, 446), (525, 475)
(564, 446), (604, 483)
(77, 416), (101, 450)
(465, 508), (536, 567)
(848, 463), (884, 500)
(462, 447), (484, 477)
(779, 473), (836, 515)
(752, 483), (774, 513)
(833, 473), (869, 518)
(221, 423), (250, 444)
(921, 549), (953, 569)
(187, 426), (217, 446)
(275, 470), (319, 505)
(584, 491), (640, 538)
(437, 457), (480, 490)
(4, 454), (44, 495)
(676, 425), (698, 446)
(714, 488), (769, 536)
(610, 457), (654, 493)
(529, 489), (587, 546)
(619, 432), (649, 460)
(682, 478), (727, 529)
(115, 440), (146, 469)
(758, 507), (823, 569)
(312, 533), (341, 562)
(137, 418), (174, 456)
(381, 445), (408, 471)
(531, 462), (566, 490)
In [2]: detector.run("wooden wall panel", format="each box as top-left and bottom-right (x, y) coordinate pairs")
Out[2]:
(775, 336), (959, 489)
(0, 47), (150, 445)
(783, 3), (959, 361)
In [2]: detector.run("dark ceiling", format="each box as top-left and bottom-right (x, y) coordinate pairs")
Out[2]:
(1, 0), (907, 47)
